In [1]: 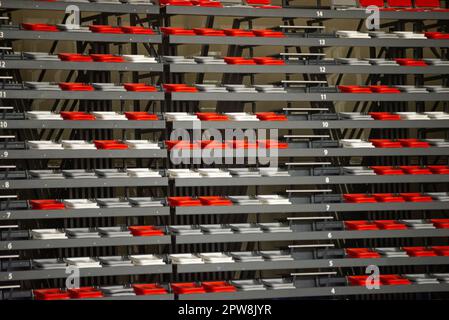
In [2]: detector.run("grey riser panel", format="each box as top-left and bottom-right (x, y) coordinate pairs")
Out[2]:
(165, 6), (449, 20)
(169, 35), (449, 48)
(0, 236), (171, 250)
(2, 30), (162, 43)
(0, 90), (164, 101)
(170, 92), (449, 101)
(169, 64), (449, 74)
(178, 283), (449, 300)
(0, 265), (172, 281)
(176, 256), (449, 273)
(174, 175), (449, 187)
(172, 120), (449, 129)
(175, 229), (449, 244)
(0, 177), (168, 189)
(1, 0), (160, 14)
(175, 201), (449, 215)
(5, 120), (166, 129)
(3, 149), (167, 159)
(2, 60), (164, 72)
(0, 207), (170, 220)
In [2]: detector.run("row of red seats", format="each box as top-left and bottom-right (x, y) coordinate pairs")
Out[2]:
(360, 0), (449, 11)
(339, 85), (401, 93)
(22, 24), (155, 34)
(160, 27), (284, 37)
(34, 281), (236, 300)
(168, 196), (232, 207)
(224, 57), (285, 65)
(59, 54), (124, 63)
(60, 111), (158, 121)
(370, 139), (431, 148)
(55, 83), (157, 92)
(166, 140), (288, 150)
(346, 246), (449, 258)
(348, 274), (411, 286)
(344, 193), (433, 203)
(162, 0), (280, 8)
(196, 112), (286, 121)
(346, 220), (449, 231)
(371, 165), (449, 175)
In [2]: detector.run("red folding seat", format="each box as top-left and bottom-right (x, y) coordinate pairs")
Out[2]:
(191, 0), (223, 7)
(385, 0), (417, 10)
(60, 111), (96, 120)
(253, 57), (286, 65)
(171, 283), (207, 294)
(124, 83), (157, 92)
(258, 140), (288, 149)
(395, 58), (428, 66)
(223, 29), (256, 37)
(358, 0), (384, 7)
(133, 284), (168, 295)
(196, 112), (229, 121)
(372, 193), (406, 202)
(369, 112), (401, 120)
(338, 85), (372, 93)
(431, 219), (449, 229)
(403, 246), (438, 257)
(198, 196), (233, 206)
(30, 200), (65, 210)
(193, 28), (226, 36)
(347, 275), (372, 286)
(370, 139), (402, 148)
(374, 220), (408, 230)
(344, 194), (377, 203)
(168, 196), (202, 207)
(93, 140), (128, 150)
(371, 166), (405, 175)
(160, 27), (196, 35)
(22, 23), (59, 32)
(121, 26), (155, 34)
(68, 287), (103, 299)
(431, 246), (449, 256)
(256, 112), (288, 121)
(399, 193), (433, 202)
(345, 220), (380, 230)
(425, 32), (449, 39)
(252, 29), (285, 37)
(428, 165), (449, 174)
(165, 140), (201, 150)
(379, 275), (411, 285)
(124, 112), (158, 120)
(90, 54), (124, 63)
(59, 82), (94, 91)
(34, 289), (70, 300)
(415, 0), (447, 10)
(201, 140), (229, 149)
(399, 166), (433, 175)
(368, 86), (401, 94)
(224, 57), (256, 65)
(128, 226), (165, 236)
(246, 0), (271, 4)
(89, 25), (123, 34)
(346, 248), (381, 258)
(58, 53), (93, 62)
(163, 84), (198, 92)
(397, 139), (431, 148)
(202, 281), (237, 293)
(228, 139), (259, 149)
(160, 0), (194, 5)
